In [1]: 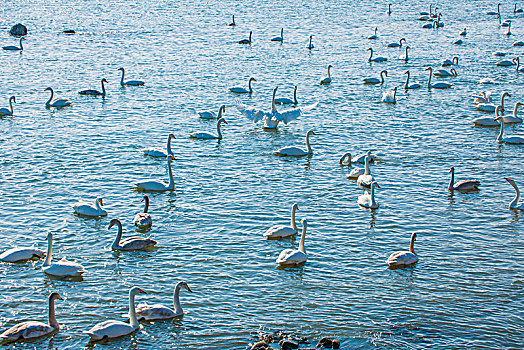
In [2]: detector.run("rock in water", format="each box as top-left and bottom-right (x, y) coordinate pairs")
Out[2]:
(9, 23), (27, 37)
(279, 339), (299, 350)
(317, 337), (340, 349)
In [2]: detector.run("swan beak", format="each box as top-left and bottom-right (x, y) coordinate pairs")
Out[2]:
(170, 155), (175, 160)
(223, 120), (228, 124)
(449, 167), (453, 173)
(310, 131), (316, 135)
(57, 294), (64, 301)
(99, 199), (104, 206)
(186, 285), (193, 293)
(375, 183), (381, 188)
(138, 288), (147, 294)
(504, 177), (511, 182)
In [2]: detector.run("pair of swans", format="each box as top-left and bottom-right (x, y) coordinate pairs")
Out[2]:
(425, 67), (452, 89)
(448, 167), (480, 191)
(496, 116), (524, 144)
(0, 292), (62, 344)
(320, 65), (333, 85)
(358, 181), (380, 209)
(387, 233), (418, 267)
(44, 87), (71, 108)
(199, 105), (226, 119)
(473, 104), (523, 126)
(276, 218), (308, 266)
(357, 156), (375, 187)
(387, 38), (406, 48)
(189, 117), (227, 139)
(275, 130), (316, 157)
(2, 37), (25, 51)
(505, 178), (523, 210)
(339, 153), (365, 179)
(73, 197), (107, 217)
(118, 67), (144, 86)
(110, 218), (157, 250)
(271, 28), (284, 42)
(43, 232), (86, 277)
(0, 96), (16, 116)
(442, 57), (459, 66)
(133, 194), (153, 229)
(0, 244), (45, 263)
(134, 155), (175, 192)
(476, 92), (509, 112)
(79, 78), (107, 96)
(238, 31), (252, 44)
(433, 68), (457, 77)
(404, 71), (421, 89)
(143, 133), (176, 157)
(340, 151), (376, 166)
(363, 70), (387, 85)
(264, 203), (299, 239)
(368, 48), (387, 62)
(230, 77), (256, 94)
(381, 87), (397, 104)
(275, 86), (298, 105)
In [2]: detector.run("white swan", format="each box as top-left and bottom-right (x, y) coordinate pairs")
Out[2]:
(42, 232), (86, 277)
(44, 87), (71, 108)
(320, 65), (333, 85)
(460, 28), (467, 36)
(133, 195), (153, 229)
(472, 105), (504, 126)
(420, 4), (432, 16)
(442, 57), (459, 66)
(368, 47), (387, 62)
(496, 58), (516, 66)
(189, 117), (227, 139)
(368, 27), (378, 40)
(86, 287), (146, 341)
(72, 197), (107, 217)
(477, 92), (509, 112)
(0, 293), (62, 344)
(363, 70), (387, 84)
(493, 51), (507, 57)
(143, 133), (176, 157)
(426, 67), (452, 89)
(448, 166), (480, 191)
(357, 156), (375, 188)
(472, 91), (493, 104)
(358, 181), (380, 209)
(264, 203), (299, 239)
(387, 38), (406, 47)
(499, 16), (511, 27)
(79, 78), (107, 96)
(352, 150), (376, 164)
(2, 37), (25, 51)
(307, 35), (314, 49)
(0, 245), (45, 263)
(134, 155), (175, 192)
(487, 3), (501, 16)
(229, 15), (236, 26)
(0, 96), (16, 116)
(274, 86), (298, 105)
(110, 218), (157, 251)
(118, 68), (145, 86)
(401, 46), (410, 61)
(339, 153), (365, 179)
(514, 57), (524, 72)
(275, 130), (316, 157)
(229, 77), (256, 94)
(198, 105), (224, 119)
(433, 68), (457, 77)
(404, 71), (421, 89)
(276, 219), (308, 266)
(381, 87), (397, 103)
(130, 282), (192, 321)
(271, 28), (284, 42)
(515, 3), (524, 13)
(238, 31), (252, 44)
(478, 77), (496, 84)
(505, 178), (524, 210)
(452, 39), (463, 45)
(434, 13), (444, 27)
(505, 102), (524, 123)
(495, 116), (524, 144)
(387, 233), (418, 267)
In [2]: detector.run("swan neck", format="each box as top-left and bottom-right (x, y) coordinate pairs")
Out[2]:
(427, 69), (432, 87)
(404, 71), (409, 88)
(46, 89), (53, 106)
(501, 94), (507, 108)
(173, 284), (183, 314)
(217, 120), (223, 139)
(293, 87), (298, 104)
(120, 69), (125, 85)
(167, 158), (175, 189)
(305, 133), (312, 153)
(405, 47), (409, 60)
(129, 292), (139, 328)
(271, 89), (277, 112)
(409, 235), (416, 254)
(370, 184), (375, 203)
(95, 199), (103, 212)
(143, 196), (149, 213)
(327, 66), (331, 78)
(364, 158), (370, 175)
(248, 79), (253, 93)
(49, 296), (59, 329)
(382, 71), (387, 84)
(19, 38), (23, 50)
(510, 182), (521, 208)
(167, 135), (174, 155)
(368, 49), (373, 61)
(291, 205), (297, 231)
(448, 169), (455, 190)
(298, 224), (307, 253)
(514, 103), (519, 118)
(44, 235), (52, 266)
(497, 118), (505, 141)
(101, 80), (106, 95)
(9, 98), (14, 113)
(111, 221), (123, 249)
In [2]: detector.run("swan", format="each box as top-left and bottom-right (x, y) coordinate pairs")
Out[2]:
(352, 150), (376, 164)
(320, 65), (333, 85)
(430, 6), (439, 18)
(386, 233), (418, 267)
(143, 133), (176, 157)
(387, 3), (392, 15)
(478, 77), (496, 84)
(44, 87), (71, 108)
(0, 96), (16, 116)
(42, 232), (86, 277)
(368, 47), (387, 62)
(487, 3), (501, 16)
(358, 181), (380, 209)
(503, 102), (523, 123)
(357, 156), (375, 188)
(442, 57), (459, 66)
(496, 58), (516, 66)
(2, 37), (24, 51)
(499, 16), (511, 27)
(472, 91), (492, 104)
(79, 78), (107, 96)
(118, 68), (144, 86)
(276, 219), (308, 266)
(72, 197), (107, 217)
(514, 57), (524, 72)
(422, 21), (435, 29)
(229, 15), (236, 26)
(505, 178), (524, 210)
(86, 287), (146, 341)
(460, 28), (467, 36)
(189, 117), (227, 139)
(506, 21), (512, 35)
(0, 245), (45, 263)
(495, 116), (524, 144)
(238, 31), (252, 44)
(381, 87), (397, 104)
(387, 38), (406, 48)
(275, 130), (316, 157)
(368, 27), (378, 39)
(514, 41), (524, 46)
(420, 4), (432, 16)
(435, 13), (444, 27)
(229, 77), (256, 94)
(453, 39), (463, 45)
(339, 153), (365, 179)
(129, 281), (192, 321)
(448, 166), (480, 191)
(271, 28), (284, 42)
(307, 35), (314, 49)
(404, 71), (421, 89)
(516, 3), (524, 13)
(477, 92), (509, 112)
(363, 70), (387, 84)
(133, 195), (153, 229)
(109, 218), (156, 251)
(472, 105), (504, 126)
(199, 105), (225, 119)
(0, 293), (62, 344)
(274, 86), (298, 105)
(433, 68), (457, 77)
(264, 203), (299, 239)
(493, 51), (507, 57)
(401, 46), (410, 61)
(134, 155), (175, 192)
(426, 67), (452, 89)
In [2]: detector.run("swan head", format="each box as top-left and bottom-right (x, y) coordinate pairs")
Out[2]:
(219, 105), (226, 113)
(141, 194), (148, 202)
(44, 87), (52, 92)
(294, 85), (297, 91)
(449, 166), (455, 174)
(307, 130), (316, 136)
(101, 78), (108, 83)
(405, 46), (410, 51)
(108, 218), (121, 230)
(367, 47), (372, 51)
(411, 232), (417, 242)
(169, 133), (176, 140)
(50, 292), (64, 301)
(516, 102), (524, 108)
(46, 232), (53, 241)
(339, 152), (351, 164)
(503, 92), (511, 98)
(400, 38), (406, 44)
(292, 203), (299, 211)
(178, 281), (193, 293)
(130, 287), (147, 296)
(425, 67), (433, 72)
(9, 96), (16, 103)
(249, 77), (256, 83)
(300, 218), (308, 229)
(118, 67), (124, 71)
(327, 64), (333, 69)
(273, 87), (278, 94)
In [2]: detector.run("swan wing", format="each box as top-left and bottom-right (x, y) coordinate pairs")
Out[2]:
(135, 304), (177, 320)
(119, 237), (157, 250)
(0, 247), (45, 262)
(276, 103), (318, 124)
(264, 225), (296, 238)
(277, 249), (307, 265)
(453, 180), (480, 190)
(387, 251), (418, 266)
(1, 321), (54, 341)
(44, 259), (85, 276)
(86, 320), (135, 340)
(134, 181), (168, 191)
(235, 101), (269, 123)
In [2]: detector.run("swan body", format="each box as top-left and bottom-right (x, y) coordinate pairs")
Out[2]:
(274, 86), (298, 105)
(478, 77), (496, 84)
(368, 47), (387, 62)
(86, 287), (146, 341)
(496, 58), (516, 66)
(381, 87), (397, 103)
(320, 65), (333, 85)
(448, 166), (480, 191)
(133, 195), (153, 229)
(358, 182), (380, 209)
(72, 197), (107, 217)
(472, 91), (493, 104)
(352, 150), (376, 164)
(442, 57), (459, 66)
(271, 28), (284, 42)
(460, 28), (467, 36)
(387, 233), (418, 267)
(426, 67), (452, 89)
(44, 87), (71, 108)
(495, 116), (524, 144)
(79, 78), (107, 96)
(357, 156), (375, 188)
(130, 282), (192, 321)
(0, 246), (45, 263)
(503, 102), (523, 123)
(487, 4), (501, 16)
(229, 77), (256, 94)
(189, 117), (227, 139)
(42, 232), (85, 277)
(477, 92), (509, 112)
(433, 68), (457, 77)
(363, 70), (387, 84)
(505, 178), (524, 210)
(0, 293), (62, 344)
(143, 133), (176, 157)
(2, 37), (24, 51)
(420, 4), (432, 16)
(118, 68), (144, 86)
(0, 96), (16, 116)
(276, 219), (308, 266)
(199, 105), (225, 120)
(275, 130), (316, 157)
(387, 38), (405, 47)
(404, 71), (421, 89)
(514, 41), (524, 46)
(110, 218), (156, 251)
(307, 35), (314, 49)
(134, 155), (175, 192)
(516, 3), (524, 13)
(453, 39), (463, 45)
(368, 27), (378, 39)
(472, 105), (504, 126)
(264, 203), (299, 239)
(238, 31), (252, 44)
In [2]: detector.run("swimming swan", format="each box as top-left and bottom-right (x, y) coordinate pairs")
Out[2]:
(42, 232), (86, 277)
(448, 166), (480, 191)
(229, 77), (256, 94)
(118, 68), (145, 86)
(109, 218), (157, 250)
(79, 78), (107, 96)
(387, 233), (418, 267)
(264, 203), (299, 239)
(44, 87), (72, 108)
(189, 117), (227, 139)
(276, 219), (308, 266)
(495, 116), (524, 144)
(134, 155), (175, 192)
(143, 134), (176, 158)
(72, 197), (107, 217)
(0, 96), (16, 116)
(505, 178), (524, 210)
(275, 130), (316, 157)
(130, 281), (192, 321)
(357, 181), (380, 209)
(363, 70), (387, 84)
(133, 195), (153, 229)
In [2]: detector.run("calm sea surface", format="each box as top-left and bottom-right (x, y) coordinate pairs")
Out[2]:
(1, 0), (523, 349)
